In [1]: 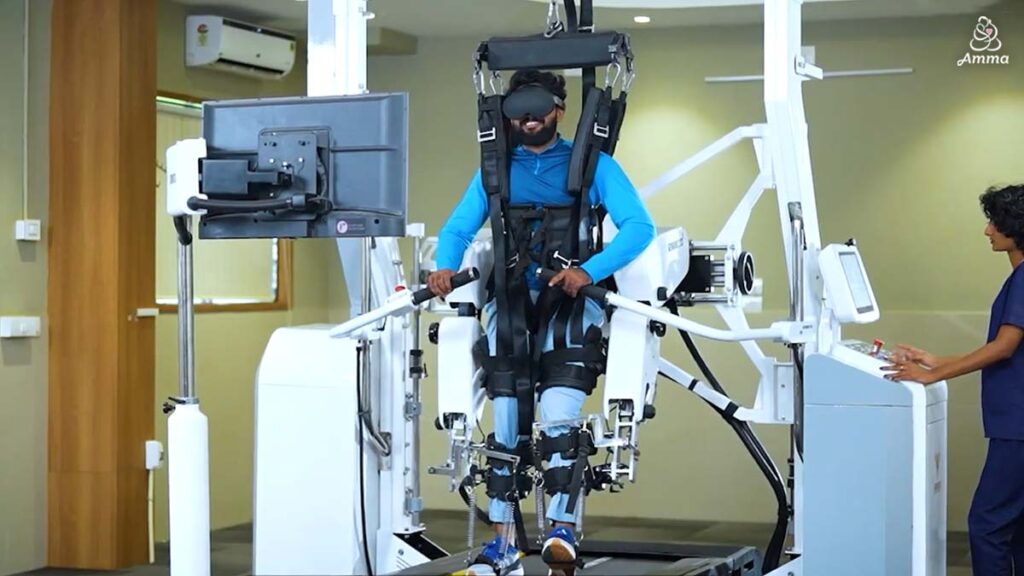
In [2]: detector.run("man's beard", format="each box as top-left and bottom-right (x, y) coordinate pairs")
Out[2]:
(515, 116), (558, 147)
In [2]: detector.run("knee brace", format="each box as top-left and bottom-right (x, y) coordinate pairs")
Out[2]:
(537, 326), (606, 396)
(536, 427), (597, 465)
(483, 433), (533, 503)
(536, 427), (597, 514)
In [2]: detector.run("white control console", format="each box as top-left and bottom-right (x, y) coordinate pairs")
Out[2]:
(804, 341), (948, 576)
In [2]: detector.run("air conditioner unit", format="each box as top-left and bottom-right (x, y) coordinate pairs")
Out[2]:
(186, 15), (296, 80)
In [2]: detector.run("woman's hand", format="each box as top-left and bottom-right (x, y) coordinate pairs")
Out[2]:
(881, 360), (940, 385)
(891, 344), (939, 368)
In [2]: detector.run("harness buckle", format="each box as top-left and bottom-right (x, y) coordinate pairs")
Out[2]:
(552, 251), (579, 270)
(477, 128), (497, 143)
(593, 124), (610, 139)
(506, 252), (520, 269)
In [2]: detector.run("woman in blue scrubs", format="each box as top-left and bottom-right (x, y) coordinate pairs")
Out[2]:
(885, 184), (1024, 575)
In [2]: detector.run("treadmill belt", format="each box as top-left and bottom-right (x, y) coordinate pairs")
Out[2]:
(396, 540), (762, 576)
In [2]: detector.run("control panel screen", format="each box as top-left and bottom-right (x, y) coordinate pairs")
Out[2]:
(840, 252), (874, 313)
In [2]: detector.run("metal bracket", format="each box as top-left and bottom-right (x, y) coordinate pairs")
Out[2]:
(773, 361), (796, 424)
(772, 320), (816, 344)
(404, 489), (424, 515)
(404, 399), (422, 420)
(795, 56), (823, 80)
(477, 128), (496, 143)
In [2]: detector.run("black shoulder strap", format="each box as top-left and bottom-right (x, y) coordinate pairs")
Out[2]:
(478, 93), (539, 438)
(603, 92), (627, 156)
(477, 94), (513, 357)
(565, 86), (612, 265)
(567, 87), (604, 198)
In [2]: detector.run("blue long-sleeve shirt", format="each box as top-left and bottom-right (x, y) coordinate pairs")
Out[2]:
(435, 137), (656, 288)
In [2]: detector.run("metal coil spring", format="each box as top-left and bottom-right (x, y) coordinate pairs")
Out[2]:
(534, 482), (546, 541)
(466, 482), (477, 564)
(501, 497), (515, 555)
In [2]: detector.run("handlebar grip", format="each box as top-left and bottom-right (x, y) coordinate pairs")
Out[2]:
(412, 267), (481, 305)
(536, 268), (610, 304)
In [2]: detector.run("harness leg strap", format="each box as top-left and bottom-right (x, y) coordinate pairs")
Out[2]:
(538, 325), (606, 396)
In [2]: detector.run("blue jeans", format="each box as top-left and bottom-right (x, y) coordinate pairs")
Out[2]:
(969, 438), (1024, 575)
(484, 293), (605, 525)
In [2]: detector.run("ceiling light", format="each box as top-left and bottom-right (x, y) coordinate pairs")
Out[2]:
(634, 15), (652, 23)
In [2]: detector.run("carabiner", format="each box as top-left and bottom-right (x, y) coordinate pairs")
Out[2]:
(604, 61), (622, 90)
(489, 71), (505, 96)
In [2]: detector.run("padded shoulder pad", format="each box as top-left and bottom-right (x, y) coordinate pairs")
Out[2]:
(478, 31), (630, 71)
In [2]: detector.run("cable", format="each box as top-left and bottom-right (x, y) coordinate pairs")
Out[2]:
(172, 216), (192, 246)
(188, 197), (293, 213)
(791, 344), (805, 458)
(22, 0), (29, 220)
(667, 301), (789, 572)
(355, 344), (375, 576)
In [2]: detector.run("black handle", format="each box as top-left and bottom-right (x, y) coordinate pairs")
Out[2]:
(536, 268), (610, 304)
(412, 267), (480, 305)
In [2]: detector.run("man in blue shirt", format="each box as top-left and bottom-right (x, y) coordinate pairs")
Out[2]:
(884, 184), (1024, 575)
(428, 69), (655, 576)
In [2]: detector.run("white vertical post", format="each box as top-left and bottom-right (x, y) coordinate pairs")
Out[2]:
(306, 3), (423, 573)
(764, 0), (821, 558)
(307, 3), (383, 572)
(307, 0), (370, 319)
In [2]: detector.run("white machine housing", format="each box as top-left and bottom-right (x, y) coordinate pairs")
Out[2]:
(186, 15), (297, 80)
(436, 318), (486, 431)
(607, 225), (689, 305)
(804, 343), (947, 576)
(165, 138), (207, 217)
(253, 327), (362, 575)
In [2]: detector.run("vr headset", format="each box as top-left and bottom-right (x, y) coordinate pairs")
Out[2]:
(502, 85), (565, 120)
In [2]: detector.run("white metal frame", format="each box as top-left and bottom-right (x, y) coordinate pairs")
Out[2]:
(166, 1), (843, 575)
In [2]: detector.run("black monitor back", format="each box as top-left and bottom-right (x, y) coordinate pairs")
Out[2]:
(198, 92), (408, 239)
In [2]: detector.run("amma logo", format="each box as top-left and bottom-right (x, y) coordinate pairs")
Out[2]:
(957, 16), (1009, 67)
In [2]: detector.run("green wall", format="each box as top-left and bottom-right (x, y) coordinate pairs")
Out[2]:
(0, 1), (51, 573)
(359, 7), (1024, 530)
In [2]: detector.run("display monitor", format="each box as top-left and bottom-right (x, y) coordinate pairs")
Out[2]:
(819, 243), (880, 324)
(196, 93), (408, 239)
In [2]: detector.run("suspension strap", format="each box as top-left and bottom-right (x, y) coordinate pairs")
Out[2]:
(579, 0), (596, 105)
(579, 0), (593, 32)
(563, 0), (578, 33)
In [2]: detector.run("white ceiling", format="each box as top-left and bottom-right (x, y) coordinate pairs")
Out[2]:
(169, 0), (1004, 37)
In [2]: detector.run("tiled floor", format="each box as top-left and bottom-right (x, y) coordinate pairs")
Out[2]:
(17, 511), (973, 575)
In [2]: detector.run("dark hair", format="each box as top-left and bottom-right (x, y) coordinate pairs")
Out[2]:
(508, 69), (568, 103)
(980, 184), (1024, 250)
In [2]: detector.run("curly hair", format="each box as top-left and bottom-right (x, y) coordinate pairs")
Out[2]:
(980, 184), (1024, 251)
(507, 69), (568, 103)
